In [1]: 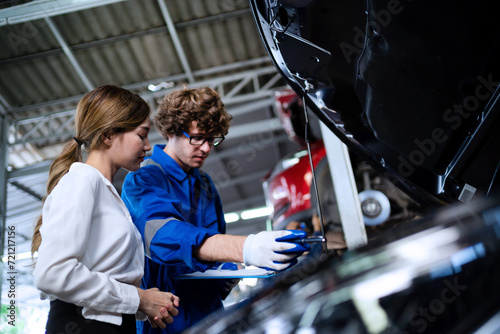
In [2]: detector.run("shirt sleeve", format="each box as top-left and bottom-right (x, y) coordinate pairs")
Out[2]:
(122, 166), (220, 272)
(33, 171), (140, 315)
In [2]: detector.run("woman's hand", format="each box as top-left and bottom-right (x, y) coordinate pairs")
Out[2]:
(137, 287), (180, 329)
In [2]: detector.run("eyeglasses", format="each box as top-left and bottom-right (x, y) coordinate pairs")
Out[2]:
(183, 132), (225, 147)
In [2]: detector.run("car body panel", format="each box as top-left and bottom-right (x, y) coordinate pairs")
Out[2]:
(263, 139), (325, 229)
(250, 0), (500, 206)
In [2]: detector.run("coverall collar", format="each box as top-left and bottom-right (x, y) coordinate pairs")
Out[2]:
(152, 145), (205, 185)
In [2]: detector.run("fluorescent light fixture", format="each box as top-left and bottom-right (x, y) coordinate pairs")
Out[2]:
(224, 212), (239, 223)
(240, 206), (273, 220)
(0, 0), (127, 25)
(148, 81), (174, 92)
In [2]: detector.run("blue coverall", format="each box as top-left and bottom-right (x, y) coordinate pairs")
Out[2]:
(122, 145), (230, 334)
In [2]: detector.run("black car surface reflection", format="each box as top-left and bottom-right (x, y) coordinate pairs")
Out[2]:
(187, 197), (500, 333)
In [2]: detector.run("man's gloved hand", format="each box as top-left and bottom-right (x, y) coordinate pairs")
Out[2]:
(243, 230), (310, 271)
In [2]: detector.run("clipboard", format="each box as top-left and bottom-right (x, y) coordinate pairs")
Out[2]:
(176, 268), (276, 279)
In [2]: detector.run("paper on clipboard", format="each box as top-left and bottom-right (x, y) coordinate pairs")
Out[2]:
(176, 268), (275, 279)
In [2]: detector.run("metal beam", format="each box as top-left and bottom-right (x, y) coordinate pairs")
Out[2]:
(9, 109), (75, 145)
(7, 160), (52, 179)
(8, 181), (43, 201)
(6, 119), (288, 182)
(9, 67), (284, 145)
(147, 117), (285, 151)
(0, 94), (10, 116)
(224, 118), (283, 140)
(146, 66), (280, 101)
(229, 97), (275, 117)
(223, 195), (265, 213)
(5, 202), (43, 219)
(0, 114), (8, 304)
(194, 57), (271, 76)
(221, 169), (269, 188)
(0, 0), (127, 26)
(44, 17), (94, 91)
(0, 9), (253, 68)
(7, 58), (274, 114)
(209, 133), (290, 161)
(157, 0), (194, 83)
(175, 8), (250, 29)
(266, 93), (285, 187)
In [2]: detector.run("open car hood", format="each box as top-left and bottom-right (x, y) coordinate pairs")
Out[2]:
(250, 0), (500, 206)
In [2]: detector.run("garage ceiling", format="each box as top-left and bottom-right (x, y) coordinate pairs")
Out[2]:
(0, 0), (304, 308)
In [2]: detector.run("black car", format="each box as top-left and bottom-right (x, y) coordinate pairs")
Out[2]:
(251, 0), (499, 206)
(185, 1), (500, 333)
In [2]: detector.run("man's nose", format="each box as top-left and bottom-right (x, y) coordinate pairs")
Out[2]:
(200, 140), (212, 152)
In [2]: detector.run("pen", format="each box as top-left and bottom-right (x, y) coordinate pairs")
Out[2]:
(297, 236), (326, 244)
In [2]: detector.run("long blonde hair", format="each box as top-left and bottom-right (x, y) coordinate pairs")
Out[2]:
(31, 85), (150, 255)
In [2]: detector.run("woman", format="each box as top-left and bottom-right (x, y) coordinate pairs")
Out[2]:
(31, 85), (180, 333)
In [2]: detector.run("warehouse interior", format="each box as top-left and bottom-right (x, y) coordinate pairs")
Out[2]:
(0, 0), (309, 329)
(3, 1), (500, 333)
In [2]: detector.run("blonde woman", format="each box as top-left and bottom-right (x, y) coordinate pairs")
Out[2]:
(32, 85), (179, 333)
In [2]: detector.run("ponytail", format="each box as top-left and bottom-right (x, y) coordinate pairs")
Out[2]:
(31, 139), (82, 255)
(31, 85), (150, 257)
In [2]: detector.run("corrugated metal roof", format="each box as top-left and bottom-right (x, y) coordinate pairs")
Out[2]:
(1, 1), (268, 108)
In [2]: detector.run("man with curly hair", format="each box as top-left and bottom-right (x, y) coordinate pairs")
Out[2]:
(121, 87), (308, 333)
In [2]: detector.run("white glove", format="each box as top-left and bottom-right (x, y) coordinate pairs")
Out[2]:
(243, 230), (299, 271)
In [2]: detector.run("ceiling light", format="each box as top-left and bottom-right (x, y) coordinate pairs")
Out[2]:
(148, 81), (174, 92)
(240, 206), (272, 220)
(224, 212), (239, 223)
(0, 0), (127, 25)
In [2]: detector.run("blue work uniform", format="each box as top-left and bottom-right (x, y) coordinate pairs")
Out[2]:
(121, 145), (229, 334)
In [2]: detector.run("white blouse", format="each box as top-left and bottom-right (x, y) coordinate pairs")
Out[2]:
(33, 163), (145, 325)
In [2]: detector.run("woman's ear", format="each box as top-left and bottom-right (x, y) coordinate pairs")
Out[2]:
(101, 131), (114, 147)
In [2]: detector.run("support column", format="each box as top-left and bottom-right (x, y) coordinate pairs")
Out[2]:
(0, 114), (9, 304)
(320, 122), (367, 249)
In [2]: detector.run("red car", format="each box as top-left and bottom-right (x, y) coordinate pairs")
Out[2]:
(263, 89), (418, 232)
(263, 89), (338, 231)
(263, 139), (331, 230)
